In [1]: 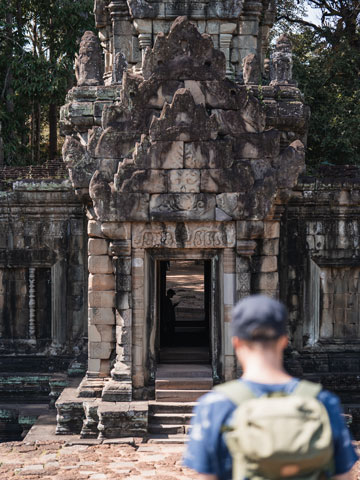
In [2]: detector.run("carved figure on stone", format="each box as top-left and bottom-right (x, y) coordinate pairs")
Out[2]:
(63, 136), (98, 190)
(270, 34), (294, 85)
(142, 17), (226, 81)
(112, 52), (128, 84)
(243, 54), (261, 85)
(75, 31), (104, 87)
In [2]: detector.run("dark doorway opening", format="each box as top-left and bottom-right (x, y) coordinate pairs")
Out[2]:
(158, 260), (211, 364)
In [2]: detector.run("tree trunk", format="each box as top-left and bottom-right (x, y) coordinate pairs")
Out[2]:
(49, 104), (58, 160)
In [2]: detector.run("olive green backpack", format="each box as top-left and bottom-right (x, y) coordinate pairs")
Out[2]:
(215, 380), (334, 480)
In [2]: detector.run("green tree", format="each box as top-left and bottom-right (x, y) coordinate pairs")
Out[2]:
(275, 0), (360, 166)
(0, 0), (94, 165)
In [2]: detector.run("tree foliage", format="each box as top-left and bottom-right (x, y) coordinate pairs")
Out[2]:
(0, 0), (94, 165)
(275, 1), (360, 166)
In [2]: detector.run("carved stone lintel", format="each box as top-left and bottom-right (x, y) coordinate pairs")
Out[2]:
(132, 222), (236, 249)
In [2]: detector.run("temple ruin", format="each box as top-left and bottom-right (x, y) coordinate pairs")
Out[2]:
(1, 0), (360, 441)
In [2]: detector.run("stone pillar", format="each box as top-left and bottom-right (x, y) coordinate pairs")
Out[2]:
(131, 249), (145, 393)
(219, 23), (237, 77)
(108, 0), (133, 67)
(101, 222), (133, 402)
(28, 267), (36, 342)
(223, 248), (237, 380)
(88, 238), (116, 378)
(238, 1), (262, 65)
(134, 19), (152, 72)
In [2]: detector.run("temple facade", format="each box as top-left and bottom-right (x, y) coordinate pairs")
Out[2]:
(1, 0), (360, 440)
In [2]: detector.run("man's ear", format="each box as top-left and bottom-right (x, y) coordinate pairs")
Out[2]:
(232, 336), (243, 350)
(278, 335), (289, 350)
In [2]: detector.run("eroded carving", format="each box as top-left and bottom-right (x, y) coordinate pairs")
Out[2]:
(75, 31), (104, 87)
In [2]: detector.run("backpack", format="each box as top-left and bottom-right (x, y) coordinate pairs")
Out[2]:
(214, 380), (334, 480)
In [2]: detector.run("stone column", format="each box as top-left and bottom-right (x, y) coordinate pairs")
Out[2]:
(28, 267), (36, 342)
(108, 0), (133, 66)
(223, 248), (237, 380)
(88, 237), (116, 378)
(239, 1), (262, 65)
(101, 222), (133, 402)
(134, 19), (152, 72)
(219, 23), (237, 77)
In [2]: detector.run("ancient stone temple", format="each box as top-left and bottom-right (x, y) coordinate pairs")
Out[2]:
(58, 1), (309, 438)
(2, 0), (360, 442)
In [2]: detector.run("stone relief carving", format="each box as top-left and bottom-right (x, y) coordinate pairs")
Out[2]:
(75, 31), (104, 87)
(132, 222), (236, 248)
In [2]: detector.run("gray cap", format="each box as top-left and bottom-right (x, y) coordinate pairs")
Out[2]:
(231, 295), (287, 340)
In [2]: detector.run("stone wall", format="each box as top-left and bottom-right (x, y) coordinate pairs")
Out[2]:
(0, 177), (87, 359)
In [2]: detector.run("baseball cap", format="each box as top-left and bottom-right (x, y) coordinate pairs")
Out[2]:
(231, 295), (288, 341)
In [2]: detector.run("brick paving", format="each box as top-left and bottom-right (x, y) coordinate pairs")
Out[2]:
(0, 440), (359, 479)
(0, 440), (197, 479)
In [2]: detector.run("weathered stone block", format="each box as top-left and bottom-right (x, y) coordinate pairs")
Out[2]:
(89, 342), (113, 359)
(88, 255), (113, 274)
(89, 274), (116, 291)
(115, 168), (167, 193)
(149, 89), (218, 142)
(101, 222), (131, 240)
(88, 325), (101, 342)
(96, 324), (114, 343)
(260, 239), (280, 256)
(213, 107), (266, 136)
(200, 162), (254, 193)
(150, 194), (216, 221)
(88, 291), (116, 308)
(232, 130), (280, 159)
(184, 141), (232, 169)
(109, 240), (131, 256)
(184, 80), (206, 105)
(264, 221), (280, 239)
(258, 256), (278, 273)
(88, 220), (104, 238)
(133, 139), (184, 169)
(89, 307), (115, 326)
(88, 238), (108, 255)
(237, 220), (264, 239)
(117, 292), (130, 310)
(117, 274), (132, 292)
(253, 272), (279, 291)
(115, 257), (132, 275)
(116, 310), (132, 327)
(168, 169), (200, 193)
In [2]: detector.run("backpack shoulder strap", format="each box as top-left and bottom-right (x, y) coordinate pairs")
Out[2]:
(214, 380), (255, 407)
(293, 380), (322, 398)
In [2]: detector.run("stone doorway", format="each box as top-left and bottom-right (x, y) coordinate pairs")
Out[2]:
(158, 260), (211, 364)
(145, 249), (223, 384)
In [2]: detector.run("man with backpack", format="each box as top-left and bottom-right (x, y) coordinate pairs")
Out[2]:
(183, 295), (358, 480)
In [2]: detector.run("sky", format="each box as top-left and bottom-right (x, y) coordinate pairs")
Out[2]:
(306, 6), (322, 25)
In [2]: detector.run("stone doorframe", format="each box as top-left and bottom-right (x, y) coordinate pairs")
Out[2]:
(144, 248), (224, 385)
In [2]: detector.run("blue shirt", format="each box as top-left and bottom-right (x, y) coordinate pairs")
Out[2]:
(183, 379), (358, 479)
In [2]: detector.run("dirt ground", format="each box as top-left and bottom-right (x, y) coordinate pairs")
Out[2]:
(0, 440), (359, 480)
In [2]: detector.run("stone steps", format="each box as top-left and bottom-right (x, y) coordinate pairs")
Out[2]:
(155, 377), (212, 390)
(149, 363), (213, 437)
(150, 413), (194, 425)
(156, 389), (209, 402)
(148, 401), (196, 414)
